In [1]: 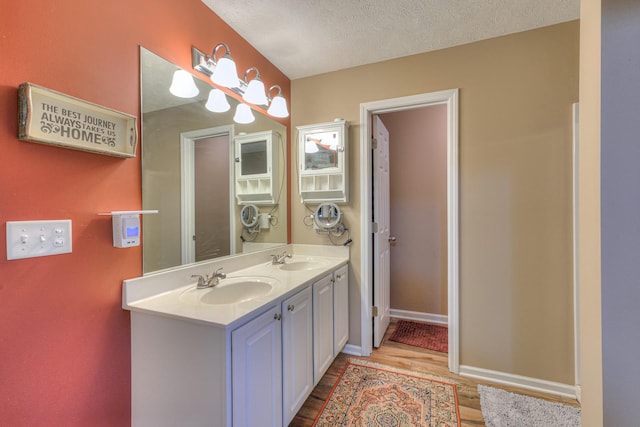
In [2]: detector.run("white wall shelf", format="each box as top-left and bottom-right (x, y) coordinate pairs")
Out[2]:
(235, 131), (280, 205)
(297, 120), (349, 203)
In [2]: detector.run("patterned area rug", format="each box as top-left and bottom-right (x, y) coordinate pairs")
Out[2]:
(313, 359), (460, 426)
(389, 320), (448, 353)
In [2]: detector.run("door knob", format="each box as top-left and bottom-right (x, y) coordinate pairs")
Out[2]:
(388, 236), (397, 243)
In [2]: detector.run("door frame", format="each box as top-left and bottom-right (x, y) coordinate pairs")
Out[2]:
(359, 89), (460, 373)
(180, 125), (235, 264)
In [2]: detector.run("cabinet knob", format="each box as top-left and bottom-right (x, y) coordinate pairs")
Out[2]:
(288, 304), (295, 311)
(335, 274), (342, 280)
(274, 313), (282, 321)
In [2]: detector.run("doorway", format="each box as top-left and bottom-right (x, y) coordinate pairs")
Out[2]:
(379, 105), (449, 326)
(180, 125), (236, 264)
(359, 89), (460, 373)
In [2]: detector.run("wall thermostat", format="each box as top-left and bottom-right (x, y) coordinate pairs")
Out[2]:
(98, 210), (158, 249)
(113, 214), (140, 248)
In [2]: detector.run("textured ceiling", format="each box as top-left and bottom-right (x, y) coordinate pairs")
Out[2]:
(201, 0), (579, 79)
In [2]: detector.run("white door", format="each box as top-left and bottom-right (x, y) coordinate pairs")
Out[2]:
(333, 265), (349, 355)
(313, 274), (335, 383)
(194, 135), (231, 261)
(373, 115), (391, 347)
(282, 287), (313, 425)
(231, 305), (283, 427)
(180, 125), (235, 264)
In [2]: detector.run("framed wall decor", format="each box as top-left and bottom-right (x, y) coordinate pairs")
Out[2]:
(18, 82), (138, 158)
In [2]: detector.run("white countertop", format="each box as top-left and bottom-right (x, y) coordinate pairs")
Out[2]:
(122, 245), (349, 329)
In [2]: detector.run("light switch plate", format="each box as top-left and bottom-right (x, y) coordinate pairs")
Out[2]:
(6, 220), (72, 260)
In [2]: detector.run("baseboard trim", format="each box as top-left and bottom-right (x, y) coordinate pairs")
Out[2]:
(390, 309), (448, 326)
(341, 344), (362, 356)
(459, 365), (577, 399)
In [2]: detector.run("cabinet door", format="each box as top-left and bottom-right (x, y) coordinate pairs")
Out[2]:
(333, 265), (349, 355)
(313, 274), (335, 384)
(232, 305), (283, 427)
(282, 286), (313, 425)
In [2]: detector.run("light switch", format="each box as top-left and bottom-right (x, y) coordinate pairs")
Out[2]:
(6, 220), (72, 260)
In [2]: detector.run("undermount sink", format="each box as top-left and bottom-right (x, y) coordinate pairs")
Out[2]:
(279, 260), (327, 271)
(179, 276), (277, 305)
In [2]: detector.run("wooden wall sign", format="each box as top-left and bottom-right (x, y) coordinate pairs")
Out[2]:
(18, 82), (137, 158)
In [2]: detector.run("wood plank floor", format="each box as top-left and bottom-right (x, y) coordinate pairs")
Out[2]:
(290, 318), (580, 426)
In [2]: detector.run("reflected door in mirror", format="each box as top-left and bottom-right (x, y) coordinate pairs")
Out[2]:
(195, 135), (231, 261)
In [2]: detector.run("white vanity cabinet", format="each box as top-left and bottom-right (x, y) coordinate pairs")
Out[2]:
(232, 305), (283, 427)
(232, 285), (313, 427)
(126, 257), (349, 427)
(281, 286), (314, 425)
(333, 264), (349, 355)
(312, 273), (335, 384)
(312, 264), (349, 384)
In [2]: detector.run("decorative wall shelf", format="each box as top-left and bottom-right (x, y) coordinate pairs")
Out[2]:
(235, 131), (280, 205)
(297, 120), (349, 203)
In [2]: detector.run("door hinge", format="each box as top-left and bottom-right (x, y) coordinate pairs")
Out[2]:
(372, 138), (378, 150)
(371, 222), (379, 233)
(372, 306), (379, 317)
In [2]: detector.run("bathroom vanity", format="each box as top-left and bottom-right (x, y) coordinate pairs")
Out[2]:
(123, 245), (349, 427)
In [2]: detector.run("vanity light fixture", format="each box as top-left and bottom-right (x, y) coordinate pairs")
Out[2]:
(305, 136), (320, 153)
(209, 43), (240, 88)
(242, 67), (268, 105)
(233, 103), (255, 124)
(192, 45), (289, 119)
(267, 85), (289, 118)
(205, 88), (231, 113)
(169, 70), (199, 98)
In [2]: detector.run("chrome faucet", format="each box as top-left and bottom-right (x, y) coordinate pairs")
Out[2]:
(271, 251), (292, 265)
(191, 268), (226, 289)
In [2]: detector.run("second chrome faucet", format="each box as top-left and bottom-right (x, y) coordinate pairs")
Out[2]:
(192, 268), (226, 289)
(271, 252), (292, 265)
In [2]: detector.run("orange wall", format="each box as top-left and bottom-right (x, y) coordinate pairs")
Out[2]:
(0, 0), (289, 425)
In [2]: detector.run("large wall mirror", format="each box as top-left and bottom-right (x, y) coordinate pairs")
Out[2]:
(140, 47), (288, 274)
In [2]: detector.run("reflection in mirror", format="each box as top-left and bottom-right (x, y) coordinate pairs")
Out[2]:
(304, 131), (340, 170)
(140, 47), (288, 274)
(314, 203), (342, 230)
(240, 204), (259, 228)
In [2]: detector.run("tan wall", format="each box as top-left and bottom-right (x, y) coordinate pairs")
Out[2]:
(291, 21), (579, 384)
(380, 106), (448, 315)
(579, 0), (602, 424)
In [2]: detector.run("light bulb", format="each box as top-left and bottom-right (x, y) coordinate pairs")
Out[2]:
(211, 55), (239, 88)
(267, 95), (289, 118)
(305, 138), (319, 153)
(233, 103), (255, 124)
(169, 70), (199, 98)
(205, 89), (230, 113)
(242, 78), (268, 105)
